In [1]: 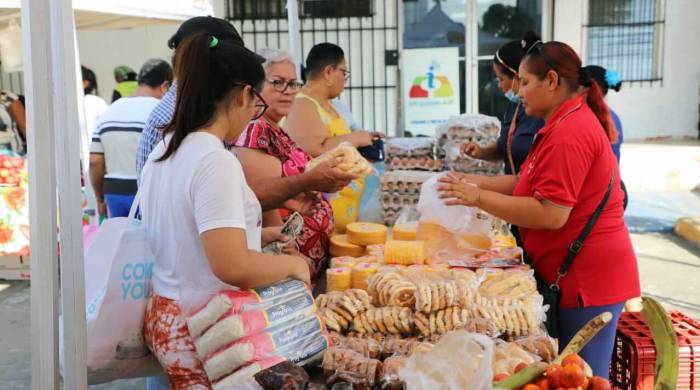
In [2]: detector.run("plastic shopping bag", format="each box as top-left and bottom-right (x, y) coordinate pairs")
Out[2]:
(61, 197), (161, 384)
(399, 331), (494, 390)
(416, 174), (494, 262)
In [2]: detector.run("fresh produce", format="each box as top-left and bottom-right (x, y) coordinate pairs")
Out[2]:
(494, 354), (613, 390)
(641, 297), (679, 390)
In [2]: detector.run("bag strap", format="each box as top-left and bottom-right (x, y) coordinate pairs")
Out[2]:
(127, 188), (142, 220)
(550, 171), (616, 291)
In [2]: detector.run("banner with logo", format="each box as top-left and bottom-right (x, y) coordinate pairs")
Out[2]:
(402, 47), (461, 136)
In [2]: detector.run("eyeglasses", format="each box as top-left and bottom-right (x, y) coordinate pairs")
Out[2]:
(336, 66), (351, 81)
(250, 88), (269, 120)
(266, 78), (304, 93)
(234, 83), (269, 120)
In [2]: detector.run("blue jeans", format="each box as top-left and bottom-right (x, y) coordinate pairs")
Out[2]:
(146, 375), (169, 390)
(104, 193), (136, 218)
(558, 302), (625, 378)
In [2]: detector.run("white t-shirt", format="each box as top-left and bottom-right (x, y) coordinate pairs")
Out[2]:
(139, 131), (262, 300)
(83, 94), (108, 139)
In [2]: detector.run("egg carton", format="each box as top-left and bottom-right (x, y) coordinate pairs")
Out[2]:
(379, 170), (436, 193)
(386, 157), (444, 172)
(381, 192), (420, 209)
(385, 137), (435, 159)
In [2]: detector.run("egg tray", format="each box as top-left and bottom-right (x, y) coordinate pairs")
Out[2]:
(386, 157), (444, 172)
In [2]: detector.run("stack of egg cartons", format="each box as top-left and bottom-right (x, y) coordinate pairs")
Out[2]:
(380, 138), (439, 225)
(436, 114), (504, 175)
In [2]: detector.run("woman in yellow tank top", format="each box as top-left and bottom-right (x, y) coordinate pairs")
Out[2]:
(286, 43), (382, 232)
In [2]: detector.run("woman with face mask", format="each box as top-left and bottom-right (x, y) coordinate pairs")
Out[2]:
(462, 32), (545, 176)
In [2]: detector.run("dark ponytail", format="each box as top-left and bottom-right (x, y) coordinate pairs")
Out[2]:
(493, 31), (540, 76)
(158, 32), (265, 161)
(523, 41), (616, 143)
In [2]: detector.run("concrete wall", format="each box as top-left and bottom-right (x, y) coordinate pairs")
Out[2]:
(554, 0), (700, 141)
(76, 0), (227, 102)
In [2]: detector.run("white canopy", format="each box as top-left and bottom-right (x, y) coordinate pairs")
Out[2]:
(2, 0), (212, 29)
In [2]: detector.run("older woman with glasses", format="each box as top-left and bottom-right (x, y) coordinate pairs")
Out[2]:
(235, 48), (357, 285)
(286, 43), (383, 232)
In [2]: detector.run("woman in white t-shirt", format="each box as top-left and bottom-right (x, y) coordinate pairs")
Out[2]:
(139, 33), (310, 389)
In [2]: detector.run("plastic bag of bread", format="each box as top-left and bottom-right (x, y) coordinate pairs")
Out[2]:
(478, 268), (537, 299)
(398, 331), (493, 390)
(491, 340), (540, 378)
(306, 142), (374, 177)
(380, 355), (408, 389)
(513, 333), (558, 363)
(187, 279), (308, 338)
(416, 174), (493, 262)
(322, 347), (381, 385)
(202, 316), (329, 382)
(469, 294), (547, 339)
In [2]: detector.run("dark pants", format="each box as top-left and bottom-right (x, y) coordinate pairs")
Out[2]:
(558, 302), (625, 378)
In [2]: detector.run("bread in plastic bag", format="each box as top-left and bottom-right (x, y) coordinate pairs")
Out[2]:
(322, 347), (381, 385)
(307, 142), (374, 177)
(492, 340), (541, 377)
(194, 292), (316, 358)
(512, 333), (558, 363)
(398, 331), (494, 390)
(416, 173), (494, 262)
(187, 279), (308, 338)
(380, 355), (408, 389)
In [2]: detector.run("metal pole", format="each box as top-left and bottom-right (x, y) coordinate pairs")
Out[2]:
(463, 0), (479, 114)
(286, 0), (303, 79)
(21, 0), (60, 388)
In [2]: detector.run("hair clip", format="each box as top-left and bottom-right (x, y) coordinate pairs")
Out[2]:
(209, 36), (219, 48)
(605, 69), (621, 87)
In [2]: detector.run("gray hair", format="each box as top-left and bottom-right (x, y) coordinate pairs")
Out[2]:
(257, 48), (296, 71)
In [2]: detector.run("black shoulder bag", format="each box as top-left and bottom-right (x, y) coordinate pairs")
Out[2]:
(536, 172), (616, 338)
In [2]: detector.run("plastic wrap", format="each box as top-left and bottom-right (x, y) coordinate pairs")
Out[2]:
(416, 174), (494, 262)
(385, 138), (435, 158)
(513, 334), (558, 363)
(444, 145), (504, 175)
(253, 361), (310, 390)
(307, 142), (374, 177)
(379, 355), (408, 389)
(398, 331), (494, 390)
(469, 293), (547, 339)
(322, 347), (381, 385)
(187, 279), (308, 338)
(318, 289), (372, 333)
(350, 306), (414, 337)
(435, 114), (501, 145)
(491, 340), (541, 377)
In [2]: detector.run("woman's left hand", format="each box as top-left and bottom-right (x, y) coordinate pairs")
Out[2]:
(437, 174), (482, 207)
(261, 226), (290, 247)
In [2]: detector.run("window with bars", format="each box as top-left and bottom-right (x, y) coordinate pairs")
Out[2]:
(585, 0), (665, 82)
(226, 0), (374, 20)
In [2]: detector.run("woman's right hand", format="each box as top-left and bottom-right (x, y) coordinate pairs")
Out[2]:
(461, 142), (484, 159)
(289, 256), (311, 286)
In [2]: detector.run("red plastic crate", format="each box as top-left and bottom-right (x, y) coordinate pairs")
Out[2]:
(610, 311), (699, 390)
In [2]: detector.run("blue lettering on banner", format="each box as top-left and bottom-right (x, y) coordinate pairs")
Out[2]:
(121, 261), (154, 301)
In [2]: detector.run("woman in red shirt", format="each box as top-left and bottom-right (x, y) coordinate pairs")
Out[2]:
(438, 39), (640, 377)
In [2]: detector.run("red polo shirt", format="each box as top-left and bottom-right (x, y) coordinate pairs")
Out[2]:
(513, 95), (640, 308)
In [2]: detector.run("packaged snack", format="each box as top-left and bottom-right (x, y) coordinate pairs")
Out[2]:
(327, 267), (352, 292)
(346, 222), (388, 246)
(330, 235), (366, 258)
(253, 361), (310, 390)
(351, 262), (381, 290)
(307, 142), (374, 177)
(322, 347), (381, 385)
(330, 256), (358, 269)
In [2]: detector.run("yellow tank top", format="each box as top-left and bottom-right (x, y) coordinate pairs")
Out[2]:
(296, 92), (365, 232)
